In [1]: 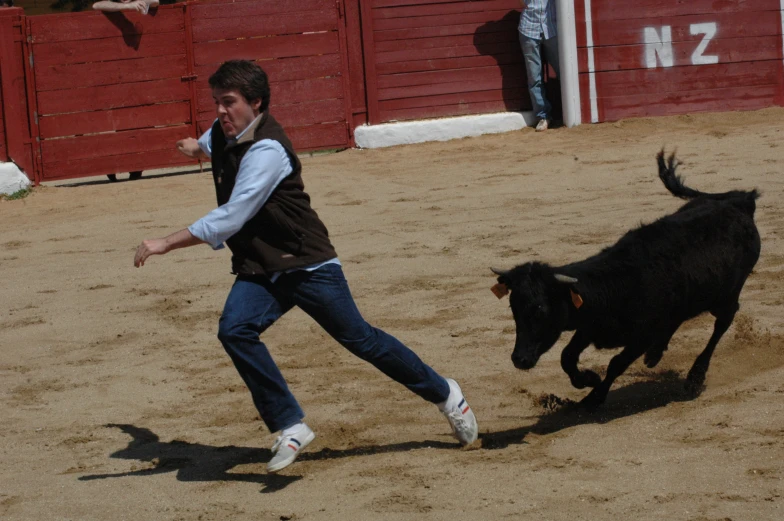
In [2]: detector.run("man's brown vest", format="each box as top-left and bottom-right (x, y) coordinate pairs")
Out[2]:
(210, 112), (337, 276)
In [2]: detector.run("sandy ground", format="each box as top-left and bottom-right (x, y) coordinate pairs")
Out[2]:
(2, 108), (784, 521)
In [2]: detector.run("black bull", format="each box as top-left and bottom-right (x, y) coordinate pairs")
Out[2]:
(492, 151), (761, 410)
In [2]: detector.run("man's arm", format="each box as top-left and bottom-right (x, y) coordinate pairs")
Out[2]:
(134, 229), (205, 267)
(187, 140), (292, 249)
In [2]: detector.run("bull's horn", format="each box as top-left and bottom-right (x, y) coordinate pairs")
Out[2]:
(554, 274), (578, 284)
(491, 267), (509, 276)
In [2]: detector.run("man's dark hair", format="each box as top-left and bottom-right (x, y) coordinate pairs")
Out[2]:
(209, 60), (270, 113)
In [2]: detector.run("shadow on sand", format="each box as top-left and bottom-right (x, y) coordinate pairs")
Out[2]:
(81, 371), (698, 491)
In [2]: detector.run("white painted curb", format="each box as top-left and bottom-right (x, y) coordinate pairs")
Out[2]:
(354, 111), (537, 149)
(0, 162), (31, 196)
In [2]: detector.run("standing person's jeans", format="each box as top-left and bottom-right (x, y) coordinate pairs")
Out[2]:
(217, 263), (451, 432)
(519, 33), (560, 120)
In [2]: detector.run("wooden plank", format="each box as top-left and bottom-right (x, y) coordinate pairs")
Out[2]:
(0, 132), (6, 163)
(579, 36), (782, 73)
(373, 9), (520, 31)
(375, 18), (519, 42)
(576, 0), (780, 22)
(591, 61), (781, 99)
(0, 16), (31, 174)
(380, 98), (527, 122)
(32, 32), (186, 67)
(35, 54), (188, 92)
(379, 73), (526, 101)
(193, 54), (343, 87)
(41, 147), (194, 181)
(194, 32), (339, 66)
(376, 40), (519, 64)
(37, 78), (190, 116)
(274, 99), (347, 128)
(191, 0), (333, 20)
(192, 10), (337, 42)
(373, 0), (520, 19)
(373, 0), (462, 8)
(377, 53), (522, 75)
(29, 8), (185, 44)
(378, 64), (523, 89)
(598, 84), (780, 122)
(379, 87), (531, 111)
(374, 30), (517, 53)
(197, 99), (347, 130)
(197, 77), (344, 114)
(41, 125), (192, 164)
(343, 0), (368, 127)
(39, 102), (192, 139)
(286, 122), (347, 150)
(588, 11), (783, 48)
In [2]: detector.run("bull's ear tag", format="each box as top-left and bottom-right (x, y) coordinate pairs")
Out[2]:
(491, 283), (509, 299)
(570, 289), (584, 309)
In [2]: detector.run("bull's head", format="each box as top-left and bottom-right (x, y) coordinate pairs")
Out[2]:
(492, 263), (577, 370)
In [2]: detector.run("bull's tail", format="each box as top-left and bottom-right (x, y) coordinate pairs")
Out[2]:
(657, 149), (759, 212)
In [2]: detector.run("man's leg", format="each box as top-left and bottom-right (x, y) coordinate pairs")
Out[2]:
(519, 32), (550, 120)
(217, 276), (302, 433)
(284, 264), (478, 445)
(284, 264), (448, 402)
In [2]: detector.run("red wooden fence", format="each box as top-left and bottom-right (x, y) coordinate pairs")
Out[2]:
(2, 1), (783, 182)
(574, 0), (784, 123)
(190, 0), (352, 151)
(360, 0), (530, 124)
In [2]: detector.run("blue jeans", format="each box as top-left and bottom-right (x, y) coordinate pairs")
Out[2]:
(217, 264), (450, 432)
(519, 33), (560, 120)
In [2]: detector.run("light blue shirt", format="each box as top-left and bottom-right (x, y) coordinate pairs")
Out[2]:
(188, 117), (340, 281)
(519, 0), (557, 40)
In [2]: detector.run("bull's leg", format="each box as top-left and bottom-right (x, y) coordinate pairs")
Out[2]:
(560, 330), (600, 389)
(644, 325), (679, 368)
(686, 300), (739, 392)
(579, 344), (645, 411)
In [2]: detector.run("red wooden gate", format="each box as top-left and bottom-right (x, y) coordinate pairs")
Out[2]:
(21, 0), (353, 183)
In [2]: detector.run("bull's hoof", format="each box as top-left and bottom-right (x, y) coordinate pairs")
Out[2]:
(685, 366), (707, 395)
(577, 390), (604, 412)
(570, 370), (601, 389)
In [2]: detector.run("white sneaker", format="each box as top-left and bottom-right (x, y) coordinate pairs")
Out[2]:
(535, 118), (549, 132)
(267, 424), (315, 473)
(440, 378), (478, 446)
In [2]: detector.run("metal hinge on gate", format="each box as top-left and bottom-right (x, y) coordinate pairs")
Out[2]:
(181, 74), (198, 82)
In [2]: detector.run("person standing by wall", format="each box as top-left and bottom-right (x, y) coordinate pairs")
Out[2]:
(519, 0), (559, 132)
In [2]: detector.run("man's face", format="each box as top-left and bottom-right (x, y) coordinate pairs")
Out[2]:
(212, 88), (262, 139)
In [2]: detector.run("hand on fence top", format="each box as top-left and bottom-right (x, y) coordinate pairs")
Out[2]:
(92, 0), (159, 15)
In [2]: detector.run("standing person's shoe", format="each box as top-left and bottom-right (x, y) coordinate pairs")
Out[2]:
(440, 378), (479, 446)
(267, 424), (315, 472)
(535, 118), (550, 132)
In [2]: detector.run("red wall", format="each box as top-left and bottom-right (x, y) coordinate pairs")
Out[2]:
(575, 0), (784, 123)
(360, 0), (531, 124)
